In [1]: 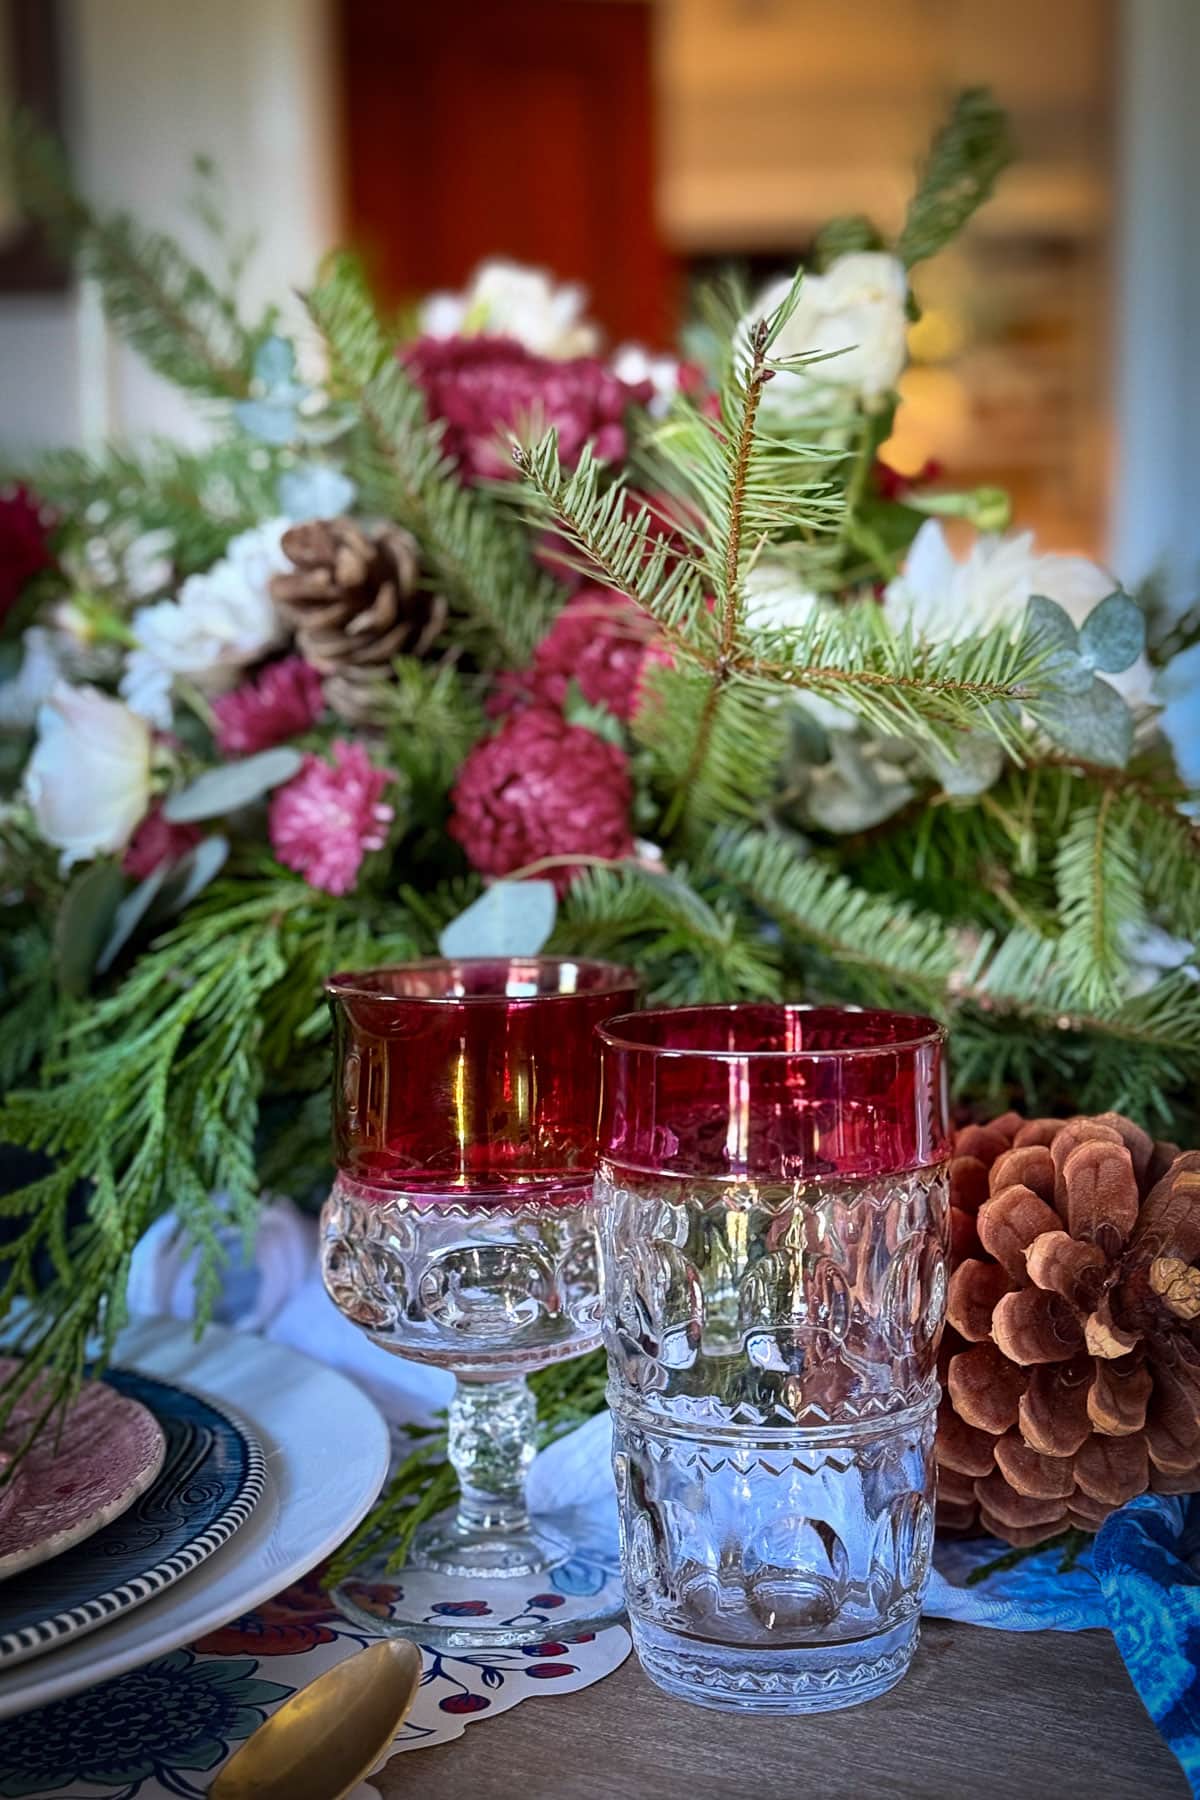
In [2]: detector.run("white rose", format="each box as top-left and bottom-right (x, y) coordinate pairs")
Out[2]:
(746, 253), (909, 418)
(885, 521), (1156, 710)
(121, 518), (290, 725)
(26, 682), (151, 864)
(420, 259), (599, 359)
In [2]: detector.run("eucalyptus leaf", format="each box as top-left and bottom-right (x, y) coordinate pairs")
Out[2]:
(278, 462), (357, 521)
(439, 880), (557, 959)
(164, 748), (304, 823)
(1021, 595), (1090, 694)
(233, 398), (297, 445)
(96, 861), (172, 974)
(253, 334), (297, 388)
(1077, 591), (1145, 675)
(1030, 675), (1133, 768)
(924, 732), (1005, 797)
(54, 858), (126, 997)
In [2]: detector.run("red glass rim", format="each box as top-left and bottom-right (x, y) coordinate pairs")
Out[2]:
(326, 956), (638, 1006)
(597, 1003), (946, 1059)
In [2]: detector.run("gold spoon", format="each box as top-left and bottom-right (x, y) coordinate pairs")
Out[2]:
(210, 1638), (423, 1800)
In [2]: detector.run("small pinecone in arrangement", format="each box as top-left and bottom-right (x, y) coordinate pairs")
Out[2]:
(936, 1109), (1200, 1547)
(271, 516), (448, 723)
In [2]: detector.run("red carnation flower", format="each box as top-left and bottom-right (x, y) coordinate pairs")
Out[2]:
(402, 336), (652, 484)
(0, 485), (55, 623)
(449, 708), (634, 892)
(494, 589), (656, 723)
(211, 656), (325, 755)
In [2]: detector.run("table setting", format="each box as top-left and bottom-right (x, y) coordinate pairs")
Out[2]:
(0, 82), (1198, 1800)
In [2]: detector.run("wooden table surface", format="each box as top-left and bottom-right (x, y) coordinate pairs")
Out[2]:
(377, 1619), (1185, 1800)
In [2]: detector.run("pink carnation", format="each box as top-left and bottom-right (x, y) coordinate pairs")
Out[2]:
(449, 707), (634, 893)
(402, 336), (652, 483)
(269, 740), (394, 896)
(122, 802), (202, 880)
(211, 656), (325, 755)
(495, 589), (656, 723)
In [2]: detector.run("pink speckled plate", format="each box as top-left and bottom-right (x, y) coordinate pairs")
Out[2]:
(0, 1360), (166, 1581)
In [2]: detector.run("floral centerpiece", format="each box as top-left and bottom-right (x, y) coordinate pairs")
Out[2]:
(0, 92), (1197, 1515)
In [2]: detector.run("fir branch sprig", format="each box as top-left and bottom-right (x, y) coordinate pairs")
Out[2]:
(305, 257), (559, 665)
(10, 117), (264, 400)
(897, 88), (1015, 269)
(15, 440), (282, 576)
(1054, 793), (1146, 1010)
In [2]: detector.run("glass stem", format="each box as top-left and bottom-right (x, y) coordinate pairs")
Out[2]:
(448, 1376), (537, 1537)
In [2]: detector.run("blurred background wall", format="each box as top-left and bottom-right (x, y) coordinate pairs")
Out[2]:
(1, 0), (1197, 602)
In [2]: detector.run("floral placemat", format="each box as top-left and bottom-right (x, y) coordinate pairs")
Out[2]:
(0, 1569), (630, 1800)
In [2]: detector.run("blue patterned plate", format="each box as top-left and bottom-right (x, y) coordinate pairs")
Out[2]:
(0, 1369), (266, 1668)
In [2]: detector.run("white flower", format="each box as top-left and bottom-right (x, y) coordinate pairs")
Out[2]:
(611, 344), (681, 418)
(420, 259), (599, 358)
(26, 682), (151, 864)
(0, 628), (63, 730)
(885, 520), (1157, 710)
(746, 253), (909, 418)
(121, 519), (290, 725)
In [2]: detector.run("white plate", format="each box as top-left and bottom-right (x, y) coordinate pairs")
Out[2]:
(0, 1316), (391, 1720)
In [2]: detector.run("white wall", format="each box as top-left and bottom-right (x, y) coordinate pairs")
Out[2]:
(1110, 0), (1200, 605)
(0, 0), (338, 452)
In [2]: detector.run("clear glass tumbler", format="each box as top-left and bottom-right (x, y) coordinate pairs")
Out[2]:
(320, 957), (638, 1649)
(596, 1004), (950, 1712)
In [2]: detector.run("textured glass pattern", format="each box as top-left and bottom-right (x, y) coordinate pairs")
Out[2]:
(321, 1174), (602, 1378)
(599, 1160), (948, 1711)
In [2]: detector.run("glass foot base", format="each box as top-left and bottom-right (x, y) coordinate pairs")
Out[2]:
(630, 1615), (919, 1714)
(332, 1504), (626, 1651)
(408, 1512), (571, 1580)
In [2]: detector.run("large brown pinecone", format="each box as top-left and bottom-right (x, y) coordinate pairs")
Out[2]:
(936, 1109), (1200, 1547)
(271, 516), (447, 723)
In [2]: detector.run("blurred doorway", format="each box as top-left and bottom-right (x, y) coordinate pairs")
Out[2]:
(336, 0), (674, 344)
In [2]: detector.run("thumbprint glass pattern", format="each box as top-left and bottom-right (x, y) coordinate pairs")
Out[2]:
(320, 958), (637, 1649)
(596, 1005), (950, 1712)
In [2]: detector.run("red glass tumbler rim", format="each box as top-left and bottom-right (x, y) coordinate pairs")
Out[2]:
(326, 956), (639, 1007)
(597, 1002), (947, 1059)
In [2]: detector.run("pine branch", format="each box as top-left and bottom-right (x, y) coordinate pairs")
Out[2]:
(11, 117), (259, 400)
(514, 437), (709, 647)
(1054, 793), (1146, 1010)
(16, 440), (279, 574)
(557, 862), (779, 1004)
(897, 89), (1015, 269)
(713, 823), (961, 1006)
(306, 257), (558, 664)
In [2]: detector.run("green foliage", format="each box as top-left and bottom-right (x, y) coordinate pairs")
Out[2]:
(305, 256), (559, 665)
(557, 863), (779, 1004)
(1054, 795), (1145, 1009)
(10, 117), (266, 400)
(897, 88), (1015, 268)
(16, 440), (281, 575)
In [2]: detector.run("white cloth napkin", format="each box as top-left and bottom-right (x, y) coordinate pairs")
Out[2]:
(126, 1197), (317, 1332)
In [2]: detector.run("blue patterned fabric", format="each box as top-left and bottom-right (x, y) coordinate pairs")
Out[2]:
(928, 1493), (1200, 1793)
